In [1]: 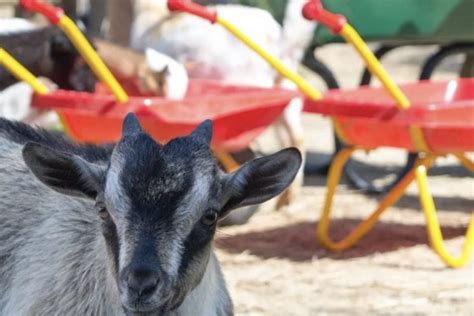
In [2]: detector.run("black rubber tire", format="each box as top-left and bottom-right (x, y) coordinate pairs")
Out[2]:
(301, 46), (342, 176)
(343, 43), (474, 194)
(341, 44), (408, 194)
(419, 43), (474, 80)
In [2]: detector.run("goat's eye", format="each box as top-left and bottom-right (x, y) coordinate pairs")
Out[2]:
(95, 202), (109, 220)
(98, 207), (109, 220)
(201, 210), (218, 226)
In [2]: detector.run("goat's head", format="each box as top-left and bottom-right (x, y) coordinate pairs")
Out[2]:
(22, 113), (301, 314)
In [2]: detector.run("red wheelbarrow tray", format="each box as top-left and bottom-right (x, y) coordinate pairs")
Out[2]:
(30, 79), (299, 151)
(305, 78), (474, 153)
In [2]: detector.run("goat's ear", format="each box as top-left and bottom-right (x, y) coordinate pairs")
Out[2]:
(219, 148), (302, 217)
(191, 120), (213, 145)
(22, 143), (105, 199)
(122, 112), (142, 136)
(145, 48), (163, 72)
(159, 64), (169, 75)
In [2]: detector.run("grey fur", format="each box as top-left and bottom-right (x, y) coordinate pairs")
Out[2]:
(0, 115), (301, 316)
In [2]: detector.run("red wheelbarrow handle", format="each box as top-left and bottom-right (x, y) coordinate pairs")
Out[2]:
(20, 0), (64, 24)
(302, 0), (346, 34)
(167, 0), (217, 23)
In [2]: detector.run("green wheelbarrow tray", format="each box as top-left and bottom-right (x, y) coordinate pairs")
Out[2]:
(313, 0), (474, 45)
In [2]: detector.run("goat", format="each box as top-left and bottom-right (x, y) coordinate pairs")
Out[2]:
(94, 39), (189, 99)
(0, 113), (301, 315)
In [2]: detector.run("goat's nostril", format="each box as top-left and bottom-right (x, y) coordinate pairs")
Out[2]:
(126, 268), (160, 298)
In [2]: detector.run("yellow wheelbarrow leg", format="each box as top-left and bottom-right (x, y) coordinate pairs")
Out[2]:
(454, 153), (474, 173)
(317, 149), (433, 251)
(415, 165), (474, 268)
(214, 150), (240, 173)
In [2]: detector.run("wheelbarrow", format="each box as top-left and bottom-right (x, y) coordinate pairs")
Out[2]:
(303, 0), (474, 193)
(2, 0), (298, 165)
(167, 0), (474, 268)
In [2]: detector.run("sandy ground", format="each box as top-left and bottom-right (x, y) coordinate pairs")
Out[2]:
(215, 44), (473, 315)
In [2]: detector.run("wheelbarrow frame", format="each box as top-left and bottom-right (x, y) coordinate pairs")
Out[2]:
(303, 0), (474, 268)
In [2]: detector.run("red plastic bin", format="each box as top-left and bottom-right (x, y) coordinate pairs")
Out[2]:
(304, 79), (474, 153)
(31, 79), (298, 151)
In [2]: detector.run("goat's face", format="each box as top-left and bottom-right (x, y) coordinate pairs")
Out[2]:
(102, 115), (221, 313)
(22, 113), (302, 315)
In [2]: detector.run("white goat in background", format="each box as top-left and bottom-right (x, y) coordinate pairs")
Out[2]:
(124, 0), (315, 206)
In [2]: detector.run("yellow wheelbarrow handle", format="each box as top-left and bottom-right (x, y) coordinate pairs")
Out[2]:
(0, 48), (49, 95)
(20, 0), (129, 103)
(168, 0), (322, 100)
(302, 0), (410, 109)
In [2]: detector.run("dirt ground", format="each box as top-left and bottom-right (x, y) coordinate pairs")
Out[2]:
(215, 45), (474, 315)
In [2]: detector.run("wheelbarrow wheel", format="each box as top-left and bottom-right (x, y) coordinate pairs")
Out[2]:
(303, 44), (415, 193)
(301, 46), (341, 175)
(345, 43), (474, 194)
(344, 152), (418, 194)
